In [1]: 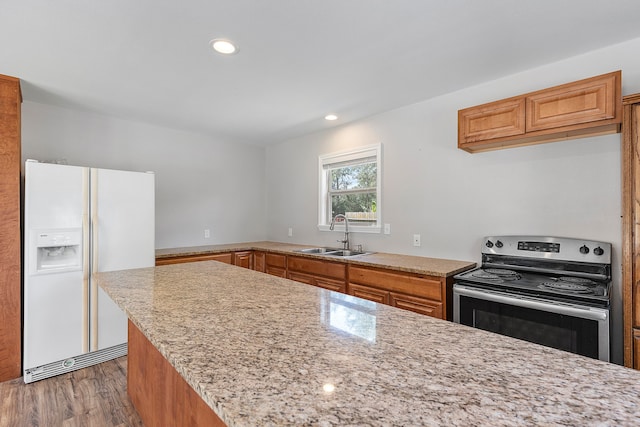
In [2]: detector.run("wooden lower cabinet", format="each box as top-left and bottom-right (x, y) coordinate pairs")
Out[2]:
(349, 283), (389, 304)
(348, 265), (449, 320)
(128, 321), (224, 427)
(389, 292), (443, 318)
(265, 253), (287, 278)
(233, 251), (253, 269)
(156, 252), (233, 266)
(254, 251), (265, 272)
(287, 256), (347, 293)
(154, 250), (456, 322)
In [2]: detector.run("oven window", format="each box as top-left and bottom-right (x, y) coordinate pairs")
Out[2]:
(459, 295), (599, 359)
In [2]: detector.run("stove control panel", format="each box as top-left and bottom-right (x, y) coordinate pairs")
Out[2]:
(518, 241), (560, 253)
(483, 236), (612, 264)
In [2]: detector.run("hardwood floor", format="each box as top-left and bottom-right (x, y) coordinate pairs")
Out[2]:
(0, 357), (143, 427)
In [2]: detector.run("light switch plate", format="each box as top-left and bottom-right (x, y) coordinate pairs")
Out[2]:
(384, 223), (391, 234)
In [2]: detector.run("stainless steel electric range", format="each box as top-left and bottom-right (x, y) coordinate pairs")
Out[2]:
(453, 236), (611, 362)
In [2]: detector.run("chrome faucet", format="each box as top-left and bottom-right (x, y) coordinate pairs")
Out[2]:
(330, 214), (350, 250)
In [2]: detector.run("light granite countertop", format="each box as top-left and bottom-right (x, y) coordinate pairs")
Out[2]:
(155, 241), (477, 277)
(97, 261), (640, 426)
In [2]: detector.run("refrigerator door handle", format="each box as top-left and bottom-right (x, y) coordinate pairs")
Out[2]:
(90, 168), (99, 352)
(82, 168), (90, 353)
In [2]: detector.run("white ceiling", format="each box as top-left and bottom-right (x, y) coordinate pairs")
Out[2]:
(3, 1), (640, 146)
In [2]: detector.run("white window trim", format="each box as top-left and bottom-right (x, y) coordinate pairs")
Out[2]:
(318, 143), (382, 234)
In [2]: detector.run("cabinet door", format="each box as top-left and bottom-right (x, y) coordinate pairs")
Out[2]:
(253, 251), (265, 272)
(266, 266), (287, 278)
(389, 292), (443, 319)
(315, 277), (347, 293)
(348, 283), (389, 305)
(526, 71), (619, 132)
(287, 271), (315, 286)
(458, 97), (525, 146)
(233, 251), (253, 269)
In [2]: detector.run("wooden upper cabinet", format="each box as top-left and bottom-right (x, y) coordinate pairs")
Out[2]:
(458, 71), (622, 153)
(458, 97), (525, 144)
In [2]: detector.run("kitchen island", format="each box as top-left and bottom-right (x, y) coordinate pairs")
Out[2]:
(97, 261), (640, 426)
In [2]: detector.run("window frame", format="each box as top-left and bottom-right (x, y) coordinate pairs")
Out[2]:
(317, 143), (382, 234)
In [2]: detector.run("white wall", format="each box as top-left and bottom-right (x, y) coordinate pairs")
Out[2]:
(265, 37), (640, 364)
(21, 101), (267, 249)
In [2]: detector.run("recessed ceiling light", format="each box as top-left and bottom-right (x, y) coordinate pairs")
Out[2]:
(325, 114), (338, 121)
(210, 39), (238, 55)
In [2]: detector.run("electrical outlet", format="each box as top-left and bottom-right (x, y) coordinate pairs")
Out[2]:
(384, 223), (391, 235)
(204, 229), (210, 239)
(288, 227), (293, 237)
(413, 234), (421, 247)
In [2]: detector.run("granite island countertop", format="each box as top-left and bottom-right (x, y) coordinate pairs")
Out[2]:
(155, 241), (477, 277)
(97, 261), (640, 426)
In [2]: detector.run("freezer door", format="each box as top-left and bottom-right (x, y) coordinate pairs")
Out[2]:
(90, 168), (155, 351)
(23, 162), (89, 369)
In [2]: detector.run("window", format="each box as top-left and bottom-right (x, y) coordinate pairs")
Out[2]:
(318, 144), (381, 233)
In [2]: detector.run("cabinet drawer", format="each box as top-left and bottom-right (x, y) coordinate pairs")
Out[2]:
(390, 292), (443, 319)
(265, 253), (287, 269)
(348, 266), (443, 301)
(288, 256), (346, 280)
(349, 283), (389, 304)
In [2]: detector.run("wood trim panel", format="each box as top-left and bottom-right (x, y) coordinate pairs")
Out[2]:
(156, 252), (233, 266)
(389, 292), (443, 319)
(623, 94), (640, 368)
(348, 283), (389, 304)
(348, 265), (443, 301)
(0, 74), (22, 382)
(128, 321), (226, 427)
(287, 256), (346, 280)
(634, 329), (640, 370)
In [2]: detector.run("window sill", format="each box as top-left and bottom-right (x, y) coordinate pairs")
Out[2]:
(317, 224), (381, 234)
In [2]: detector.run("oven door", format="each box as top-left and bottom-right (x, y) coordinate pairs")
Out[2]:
(453, 284), (610, 362)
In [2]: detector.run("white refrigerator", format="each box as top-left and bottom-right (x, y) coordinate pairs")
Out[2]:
(23, 160), (155, 383)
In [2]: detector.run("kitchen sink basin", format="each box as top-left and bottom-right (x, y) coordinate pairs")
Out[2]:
(296, 247), (342, 254)
(325, 250), (368, 257)
(295, 247), (371, 257)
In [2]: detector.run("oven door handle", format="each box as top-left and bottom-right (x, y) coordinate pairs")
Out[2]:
(455, 286), (608, 321)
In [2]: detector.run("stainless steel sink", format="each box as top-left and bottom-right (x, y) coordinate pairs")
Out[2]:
(325, 250), (368, 257)
(296, 247), (341, 254)
(295, 247), (371, 257)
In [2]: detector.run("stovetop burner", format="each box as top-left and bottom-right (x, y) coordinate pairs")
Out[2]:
(538, 281), (594, 294)
(455, 267), (610, 306)
(483, 268), (521, 280)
